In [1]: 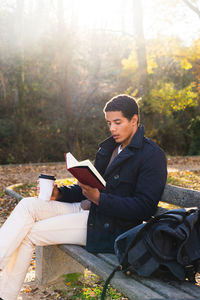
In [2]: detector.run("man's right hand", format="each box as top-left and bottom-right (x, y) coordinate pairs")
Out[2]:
(50, 184), (62, 201)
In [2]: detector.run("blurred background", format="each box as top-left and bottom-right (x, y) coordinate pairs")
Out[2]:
(0, 0), (200, 164)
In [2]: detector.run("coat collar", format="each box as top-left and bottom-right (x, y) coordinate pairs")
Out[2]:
(99, 125), (145, 178)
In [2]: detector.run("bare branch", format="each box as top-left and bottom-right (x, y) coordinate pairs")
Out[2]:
(182, 0), (200, 18)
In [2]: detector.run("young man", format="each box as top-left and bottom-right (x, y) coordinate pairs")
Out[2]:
(0, 94), (167, 299)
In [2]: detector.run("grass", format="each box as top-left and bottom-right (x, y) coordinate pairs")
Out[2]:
(53, 271), (126, 299)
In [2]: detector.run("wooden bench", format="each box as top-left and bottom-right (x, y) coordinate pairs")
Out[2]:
(5, 183), (200, 299)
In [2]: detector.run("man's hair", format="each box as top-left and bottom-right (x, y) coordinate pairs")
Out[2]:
(103, 94), (139, 120)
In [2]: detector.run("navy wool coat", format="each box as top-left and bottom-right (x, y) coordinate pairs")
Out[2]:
(58, 126), (167, 253)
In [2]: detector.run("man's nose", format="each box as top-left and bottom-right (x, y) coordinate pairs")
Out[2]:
(110, 124), (116, 133)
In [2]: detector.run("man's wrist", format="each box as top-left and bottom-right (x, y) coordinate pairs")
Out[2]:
(94, 191), (100, 205)
(56, 188), (63, 200)
(51, 187), (62, 201)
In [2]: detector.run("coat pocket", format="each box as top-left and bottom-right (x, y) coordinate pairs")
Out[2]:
(107, 173), (136, 196)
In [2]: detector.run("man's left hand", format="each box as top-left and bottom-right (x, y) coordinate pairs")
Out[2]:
(78, 182), (100, 205)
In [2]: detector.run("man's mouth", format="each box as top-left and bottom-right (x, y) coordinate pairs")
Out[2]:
(113, 135), (120, 139)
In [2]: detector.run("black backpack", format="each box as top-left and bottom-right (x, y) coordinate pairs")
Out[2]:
(101, 208), (200, 300)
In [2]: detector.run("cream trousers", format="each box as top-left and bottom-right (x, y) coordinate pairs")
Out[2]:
(0, 197), (89, 300)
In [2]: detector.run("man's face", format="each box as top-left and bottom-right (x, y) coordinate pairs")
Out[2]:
(105, 111), (138, 149)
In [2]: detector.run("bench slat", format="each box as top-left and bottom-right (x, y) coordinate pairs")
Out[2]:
(136, 276), (195, 299)
(170, 280), (200, 298)
(161, 184), (200, 207)
(98, 253), (197, 299)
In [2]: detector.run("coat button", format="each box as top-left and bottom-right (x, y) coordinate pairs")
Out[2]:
(114, 174), (119, 179)
(104, 223), (110, 229)
(88, 223), (94, 227)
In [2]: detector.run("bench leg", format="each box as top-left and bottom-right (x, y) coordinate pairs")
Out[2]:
(35, 245), (84, 285)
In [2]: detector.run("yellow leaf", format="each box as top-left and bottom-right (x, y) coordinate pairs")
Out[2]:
(121, 52), (138, 75)
(180, 58), (192, 70)
(147, 57), (158, 74)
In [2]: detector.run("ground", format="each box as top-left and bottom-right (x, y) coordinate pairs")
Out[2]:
(0, 157), (200, 299)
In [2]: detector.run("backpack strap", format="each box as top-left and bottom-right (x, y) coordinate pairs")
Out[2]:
(101, 216), (160, 299)
(101, 265), (122, 300)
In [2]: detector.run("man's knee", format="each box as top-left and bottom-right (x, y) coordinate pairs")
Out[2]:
(23, 232), (35, 248)
(17, 197), (39, 211)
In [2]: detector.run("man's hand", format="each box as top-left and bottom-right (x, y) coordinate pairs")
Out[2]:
(50, 184), (62, 201)
(78, 182), (100, 205)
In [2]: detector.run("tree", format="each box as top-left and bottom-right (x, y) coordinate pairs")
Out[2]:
(132, 0), (148, 96)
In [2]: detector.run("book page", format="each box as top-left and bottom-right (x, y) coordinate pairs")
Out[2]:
(66, 152), (78, 168)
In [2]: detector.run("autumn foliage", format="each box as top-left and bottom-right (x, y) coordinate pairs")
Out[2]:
(0, 1), (200, 164)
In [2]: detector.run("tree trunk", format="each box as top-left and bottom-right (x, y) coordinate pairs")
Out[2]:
(132, 0), (148, 96)
(14, 0), (25, 134)
(56, 0), (74, 120)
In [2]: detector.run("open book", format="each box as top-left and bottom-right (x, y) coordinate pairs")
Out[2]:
(65, 152), (106, 190)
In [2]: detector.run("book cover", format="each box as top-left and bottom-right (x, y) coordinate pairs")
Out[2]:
(65, 152), (106, 190)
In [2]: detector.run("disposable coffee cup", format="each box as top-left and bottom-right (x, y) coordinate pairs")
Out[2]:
(38, 174), (56, 201)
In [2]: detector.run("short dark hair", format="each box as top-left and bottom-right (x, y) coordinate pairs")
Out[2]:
(103, 94), (139, 120)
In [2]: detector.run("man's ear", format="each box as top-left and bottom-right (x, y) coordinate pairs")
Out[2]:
(131, 114), (138, 126)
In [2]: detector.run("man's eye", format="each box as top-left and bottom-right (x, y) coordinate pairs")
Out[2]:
(116, 122), (121, 125)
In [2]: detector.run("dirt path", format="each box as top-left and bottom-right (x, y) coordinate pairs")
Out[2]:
(167, 156), (200, 172)
(0, 157), (200, 299)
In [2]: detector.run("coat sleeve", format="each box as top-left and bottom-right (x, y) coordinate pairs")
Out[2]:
(97, 148), (167, 222)
(57, 184), (86, 203)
